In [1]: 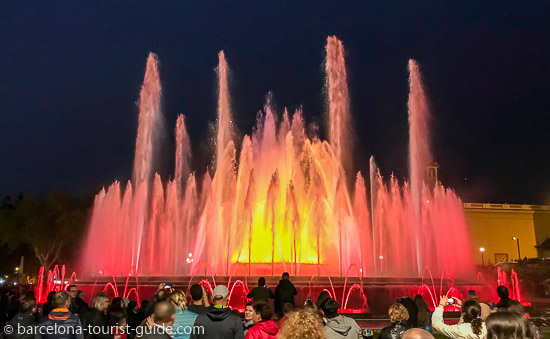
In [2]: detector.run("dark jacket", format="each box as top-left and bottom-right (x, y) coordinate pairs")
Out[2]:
(35, 308), (84, 339)
(190, 306), (244, 339)
(6, 312), (37, 339)
(274, 280), (297, 317)
(186, 305), (208, 315)
(71, 298), (89, 319)
(378, 322), (410, 339)
(246, 287), (274, 303)
(82, 308), (112, 339)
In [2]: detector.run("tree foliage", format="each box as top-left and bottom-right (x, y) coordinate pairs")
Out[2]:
(0, 192), (91, 271)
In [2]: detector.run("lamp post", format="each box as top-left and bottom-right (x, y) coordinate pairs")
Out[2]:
(479, 247), (485, 266)
(512, 237), (521, 260)
(379, 256), (384, 277)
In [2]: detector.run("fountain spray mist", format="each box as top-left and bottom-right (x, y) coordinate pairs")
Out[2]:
(81, 37), (474, 278)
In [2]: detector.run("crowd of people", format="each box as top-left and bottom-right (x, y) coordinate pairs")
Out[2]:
(0, 274), (543, 339)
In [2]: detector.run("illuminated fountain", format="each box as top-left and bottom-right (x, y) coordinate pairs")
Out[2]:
(81, 36), (473, 279)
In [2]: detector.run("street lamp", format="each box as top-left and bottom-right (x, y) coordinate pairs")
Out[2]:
(479, 247), (485, 266)
(379, 255), (384, 276)
(512, 237), (521, 260)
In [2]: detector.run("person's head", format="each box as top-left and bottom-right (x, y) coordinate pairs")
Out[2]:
(189, 284), (203, 302)
(127, 300), (139, 314)
(53, 291), (71, 309)
(320, 298), (339, 319)
(155, 289), (167, 301)
(244, 302), (255, 321)
(211, 285), (229, 306)
(467, 290), (479, 300)
(111, 297), (125, 312)
(92, 292), (110, 313)
(153, 301), (175, 326)
(282, 302), (294, 316)
(316, 291), (330, 309)
(461, 300), (483, 336)
(282, 272), (290, 280)
(278, 310), (325, 339)
(506, 300), (525, 314)
(402, 328), (435, 339)
(25, 291), (36, 300)
(303, 299), (318, 314)
(46, 291), (56, 302)
(253, 302), (274, 323)
(497, 286), (509, 299)
(19, 297), (37, 315)
(169, 290), (186, 312)
(258, 277), (266, 287)
(487, 311), (534, 339)
(108, 310), (127, 327)
(388, 303), (409, 323)
(67, 285), (78, 299)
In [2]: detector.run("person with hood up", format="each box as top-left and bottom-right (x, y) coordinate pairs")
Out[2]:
(320, 298), (362, 339)
(274, 272), (297, 318)
(190, 285), (244, 339)
(245, 302), (278, 339)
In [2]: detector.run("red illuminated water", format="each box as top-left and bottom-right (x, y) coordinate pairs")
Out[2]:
(81, 36), (473, 278)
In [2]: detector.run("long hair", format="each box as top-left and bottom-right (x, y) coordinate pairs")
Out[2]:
(414, 295), (431, 326)
(487, 311), (534, 339)
(462, 300), (483, 336)
(169, 290), (187, 312)
(279, 310), (325, 339)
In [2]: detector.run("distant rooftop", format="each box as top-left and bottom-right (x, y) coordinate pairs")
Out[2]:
(463, 202), (550, 211)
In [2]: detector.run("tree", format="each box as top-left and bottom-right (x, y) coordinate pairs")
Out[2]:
(0, 192), (91, 272)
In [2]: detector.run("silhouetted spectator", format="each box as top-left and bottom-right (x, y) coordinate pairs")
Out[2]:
(397, 297), (418, 328)
(486, 311), (534, 339)
(315, 291), (330, 310)
(495, 286), (515, 310)
(466, 290), (491, 321)
(68, 285), (89, 318)
(42, 291), (56, 318)
(274, 273), (297, 318)
(413, 295), (432, 332)
(126, 301), (140, 339)
(247, 278), (274, 303)
(187, 285), (209, 315)
(276, 303), (293, 329)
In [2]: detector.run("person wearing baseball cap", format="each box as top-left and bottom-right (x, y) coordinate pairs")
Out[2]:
(190, 285), (244, 339)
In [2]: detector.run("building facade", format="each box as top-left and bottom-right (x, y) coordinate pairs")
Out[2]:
(464, 203), (550, 265)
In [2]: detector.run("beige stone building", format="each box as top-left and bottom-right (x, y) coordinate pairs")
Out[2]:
(464, 203), (550, 265)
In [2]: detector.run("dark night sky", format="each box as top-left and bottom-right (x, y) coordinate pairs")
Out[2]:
(0, 1), (549, 204)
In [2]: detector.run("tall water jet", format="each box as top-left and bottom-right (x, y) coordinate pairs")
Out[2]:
(408, 59), (432, 275)
(133, 53), (162, 187)
(174, 114), (191, 195)
(326, 36), (352, 178)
